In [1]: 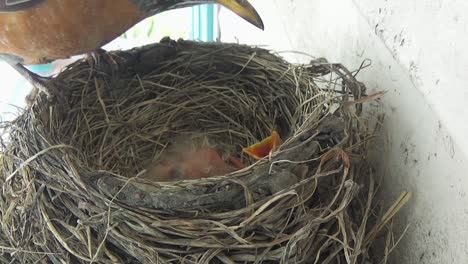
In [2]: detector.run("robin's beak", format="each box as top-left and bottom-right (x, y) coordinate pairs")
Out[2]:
(217, 0), (264, 30)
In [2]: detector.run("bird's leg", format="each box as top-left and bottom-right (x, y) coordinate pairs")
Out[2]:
(8, 62), (53, 106)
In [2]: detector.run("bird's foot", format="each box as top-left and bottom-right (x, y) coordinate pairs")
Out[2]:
(25, 77), (57, 107)
(25, 86), (40, 107)
(88, 48), (120, 73)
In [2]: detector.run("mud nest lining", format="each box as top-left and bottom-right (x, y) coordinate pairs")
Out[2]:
(0, 39), (408, 263)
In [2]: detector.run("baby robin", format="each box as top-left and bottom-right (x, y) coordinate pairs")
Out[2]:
(140, 136), (245, 182)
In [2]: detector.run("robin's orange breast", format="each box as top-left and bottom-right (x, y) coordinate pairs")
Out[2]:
(0, 0), (145, 64)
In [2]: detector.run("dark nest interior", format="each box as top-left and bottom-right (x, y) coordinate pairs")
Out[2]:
(0, 38), (409, 263)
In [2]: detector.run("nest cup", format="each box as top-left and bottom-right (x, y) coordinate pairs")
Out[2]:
(0, 39), (407, 263)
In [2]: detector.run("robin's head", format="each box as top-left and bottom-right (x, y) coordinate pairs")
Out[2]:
(133, 0), (263, 30)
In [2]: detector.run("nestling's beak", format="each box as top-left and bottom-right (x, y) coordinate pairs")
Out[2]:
(217, 0), (264, 30)
(243, 131), (282, 160)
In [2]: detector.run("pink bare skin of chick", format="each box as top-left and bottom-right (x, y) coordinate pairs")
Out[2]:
(141, 144), (245, 182)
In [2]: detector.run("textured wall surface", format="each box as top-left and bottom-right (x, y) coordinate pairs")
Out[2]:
(219, 1), (468, 262)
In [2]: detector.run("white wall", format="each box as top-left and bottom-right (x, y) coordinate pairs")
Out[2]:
(219, 1), (468, 263)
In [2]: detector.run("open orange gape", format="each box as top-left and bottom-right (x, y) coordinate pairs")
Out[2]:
(242, 131), (283, 160)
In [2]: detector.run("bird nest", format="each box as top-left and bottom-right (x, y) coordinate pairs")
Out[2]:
(0, 38), (409, 263)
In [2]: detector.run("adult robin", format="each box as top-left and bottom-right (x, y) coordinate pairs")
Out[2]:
(0, 0), (264, 101)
